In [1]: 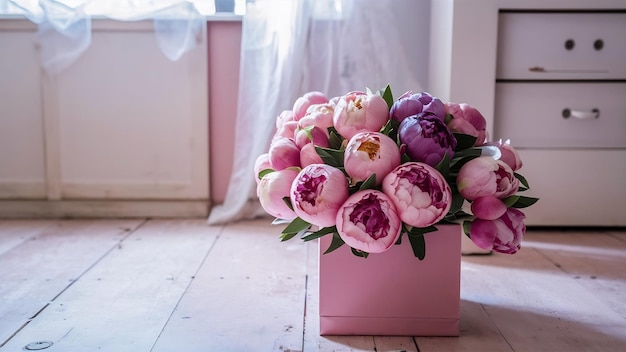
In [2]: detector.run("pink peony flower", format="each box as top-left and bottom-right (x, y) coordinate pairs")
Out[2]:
(333, 91), (389, 140)
(294, 125), (330, 149)
(469, 208), (526, 254)
(290, 164), (349, 228)
(398, 113), (457, 167)
(382, 162), (452, 228)
(336, 190), (402, 254)
(273, 120), (299, 141)
(344, 132), (401, 186)
(470, 196), (507, 220)
(484, 139), (523, 171)
(299, 143), (324, 167)
(268, 137), (301, 170)
(445, 102), (488, 146)
(298, 103), (335, 131)
(293, 91), (329, 120)
(457, 156), (519, 200)
(254, 153), (271, 184)
(257, 168), (299, 220)
(275, 110), (295, 130)
(390, 91), (446, 123)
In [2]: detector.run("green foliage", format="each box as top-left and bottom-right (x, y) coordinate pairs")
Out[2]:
(504, 195), (539, 209)
(258, 168), (274, 180)
(280, 217), (311, 242)
(315, 146), (344, 168)
(381, 84), (394, 110)
(324, 232), (346, 254)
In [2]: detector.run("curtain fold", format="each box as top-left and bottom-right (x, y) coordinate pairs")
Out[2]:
(7, 0), (204, 75)
(208, 0), (423, 225)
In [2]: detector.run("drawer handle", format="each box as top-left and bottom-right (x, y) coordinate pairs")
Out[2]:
(562, 108), (600, 120)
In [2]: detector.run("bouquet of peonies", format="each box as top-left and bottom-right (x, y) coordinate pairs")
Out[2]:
(255, 86), (538, 259)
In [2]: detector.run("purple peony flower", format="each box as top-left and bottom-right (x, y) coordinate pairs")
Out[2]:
(398, 112), (457, 167)
(390, 91), (446, 123)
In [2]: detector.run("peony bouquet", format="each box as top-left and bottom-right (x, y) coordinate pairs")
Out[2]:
(255, 86), (538, 259)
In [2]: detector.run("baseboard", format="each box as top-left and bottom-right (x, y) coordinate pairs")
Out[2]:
(0, 200), (210, 219)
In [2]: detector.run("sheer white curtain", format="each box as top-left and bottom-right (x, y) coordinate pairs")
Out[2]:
(207, 0), (423, 225)
(5, 0), (205, 74)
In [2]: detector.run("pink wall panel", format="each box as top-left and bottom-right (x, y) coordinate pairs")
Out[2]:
(208, 21), (241, 205)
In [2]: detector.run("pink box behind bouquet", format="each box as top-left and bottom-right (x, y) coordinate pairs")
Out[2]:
(318, 224), (461, 336)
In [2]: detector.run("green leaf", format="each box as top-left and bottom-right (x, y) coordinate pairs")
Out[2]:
(434, 153), (451, 178)
(453, 133), (477, 151)
(350, 247), (369, 258)
(452, 147), (482, 159)
(258, 168), (274, 180)
(282, 197), (294, 211)
(506, 195), (539, 209)
(301, 225), (337, 242)
(381, 84), (394, 110)
(514, 172), (530, 189)
(315, 146), (344, 168)
(448, 192), (466, 214)
(462, 220), (472, 237)
(280, 217), (311, 241)
(328, 128), (344, 149)
(407, 232), (426, 260)
(323, 232), (346, 254)
(358, 173), (377, 191)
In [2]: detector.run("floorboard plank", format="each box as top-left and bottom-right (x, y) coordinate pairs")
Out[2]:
(525, 231), (626, 319)
(453, 239), (625, 352)
(151, 219), (308, 352)
(374, 336), (418, 351)
(0, 219), (218, 352)
(0, 219), (141, 347)
(0, 220), (56, 256)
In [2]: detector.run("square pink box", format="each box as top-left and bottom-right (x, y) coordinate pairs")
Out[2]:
(318, 224), (461, 336)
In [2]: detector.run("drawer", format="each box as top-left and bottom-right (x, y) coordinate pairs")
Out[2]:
(493, 82), (626, 149)
(496, 12), (626, 80)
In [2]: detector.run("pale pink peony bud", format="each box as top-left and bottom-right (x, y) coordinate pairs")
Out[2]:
(293, 91), (329, 120)
(336, 190), (402, 254)
(273, 121), (299, 141)
(457, 157), (519, 200)
(470, 196), (507, 220)
(382, 162), (452, 228)
(333, 91), (389, 140)
(294, 126), (330, 149)
(290, 164), (349, 227)
(445, 102), (488, 146)
(469, 208), (526, 254)
(484, 139), (523, 171)
(299, 143), (324, 167)
(257, 168), (299, 220)
(275, 110), (295, 130)
(268, 137), (301, 170)
(344, 132), (401, 186)
(298, 103), (335, 131)
(254, 153), (271, 184)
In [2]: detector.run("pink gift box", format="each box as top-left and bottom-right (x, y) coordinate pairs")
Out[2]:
(318, 224), (461, 336)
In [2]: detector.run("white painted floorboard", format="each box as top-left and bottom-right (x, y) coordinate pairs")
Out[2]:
(0, 219), (625, 352)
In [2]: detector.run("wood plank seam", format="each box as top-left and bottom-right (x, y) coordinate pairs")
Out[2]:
(0, 219), (147, 348)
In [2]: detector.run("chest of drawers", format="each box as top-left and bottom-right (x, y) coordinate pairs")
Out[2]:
(493, 11), (626, 225)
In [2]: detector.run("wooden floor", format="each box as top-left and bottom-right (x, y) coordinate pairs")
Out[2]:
(0, 218), (625, 352)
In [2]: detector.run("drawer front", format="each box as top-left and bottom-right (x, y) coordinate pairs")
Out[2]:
(496, 12), (626, 80)
(494, 82), (626, 148)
